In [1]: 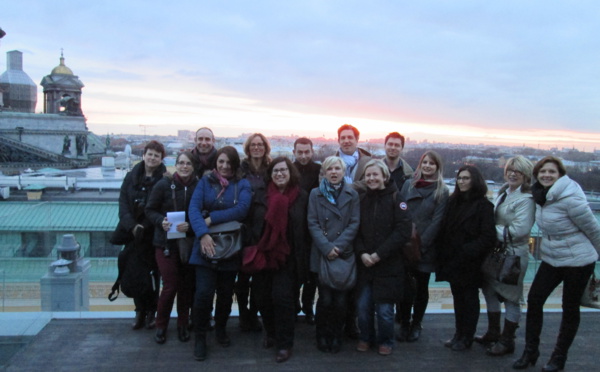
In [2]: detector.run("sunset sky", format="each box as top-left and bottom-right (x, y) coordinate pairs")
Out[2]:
(2, 1), (600, 150)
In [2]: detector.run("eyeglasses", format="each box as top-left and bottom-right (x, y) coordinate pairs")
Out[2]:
(506, 169), (523, 176)
(457, 176), (471, 182)
(177, 161), (193, 166)
(250, 143), (265, 148)
(272, 168), (289, 175)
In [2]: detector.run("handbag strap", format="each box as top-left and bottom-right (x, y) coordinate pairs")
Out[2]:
(502, 226), (515, 254)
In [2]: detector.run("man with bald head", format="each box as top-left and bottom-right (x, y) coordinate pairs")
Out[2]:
(191, 127), (217, 177)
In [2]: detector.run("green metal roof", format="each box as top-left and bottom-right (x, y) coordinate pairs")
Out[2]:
(0, 201), (118, 232)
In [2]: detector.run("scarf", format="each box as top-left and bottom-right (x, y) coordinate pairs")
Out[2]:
(174, 172), (195, 187)
(243, 182), (300, 272)
(414, 179), (434, 188)
(212, 169), (229, 199)
(339, 150), (359, 184)
(531, 182), (549, 206)
(196, 147), (216, 169)
(319, 178), (344, 205)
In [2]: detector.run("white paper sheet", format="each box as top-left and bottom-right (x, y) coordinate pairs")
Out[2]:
(166, 211), (186, 239)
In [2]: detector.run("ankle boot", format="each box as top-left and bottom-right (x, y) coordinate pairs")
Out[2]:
(407, 321), (422, 342)
(194, 331), (207, 361)
(512, 348), (540, 369)
(487, 319), (518, 356)
(542, 353), (566, 372)
(396, 322), (410, 342)
(444, 333), (460, 348)
(474, 311), (501, 345)
(132, 311), (145, 330)
(215, 326), (231, 347)
(145, 311), (156, 329)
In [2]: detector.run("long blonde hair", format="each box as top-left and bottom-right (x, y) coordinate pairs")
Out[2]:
(410, 150), (447, 201)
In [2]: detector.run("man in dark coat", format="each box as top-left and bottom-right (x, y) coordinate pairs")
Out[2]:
(190, 127), (217, 178)
(335, 124), (372, 184)
(382, 132), (413, 190)
(292, 137), (321, 325)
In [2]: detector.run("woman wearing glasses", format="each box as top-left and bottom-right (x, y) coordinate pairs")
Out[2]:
(435, 165), (496, 351)
(476, 156), (535, 356)
(245, 156), (309, 363)
(146, 151), (199, 344)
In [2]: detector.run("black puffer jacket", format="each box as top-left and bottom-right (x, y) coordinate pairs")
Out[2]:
(355, 182), (412, 303)
(145, 175), (199, 249)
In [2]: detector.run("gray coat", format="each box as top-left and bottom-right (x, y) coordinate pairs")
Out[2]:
(308, 184), (360, 273)
(536, 176), (600, 267)
(486, 185), (535, 303)
(400, 180), (449, 273)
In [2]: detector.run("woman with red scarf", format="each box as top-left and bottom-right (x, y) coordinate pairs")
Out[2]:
(243, 156), (309, 363)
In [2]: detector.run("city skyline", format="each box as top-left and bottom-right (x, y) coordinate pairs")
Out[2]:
(2, 1), (600, 150)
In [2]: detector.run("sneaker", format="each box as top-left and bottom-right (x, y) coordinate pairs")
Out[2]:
(378, 345), (392, 356)
(356, 341), (370, 352)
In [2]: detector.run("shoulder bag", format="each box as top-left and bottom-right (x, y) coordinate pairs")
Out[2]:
(205, 183), (243, 261)
(319, 251), (357, 291)
(481, 226), (521, 285)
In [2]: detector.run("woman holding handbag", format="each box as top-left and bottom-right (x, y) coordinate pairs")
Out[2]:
(244, 156), (309, 363)
(146, 151), (199, 345)
(513, 156), (600, 371)
(355, 159), (412, 356)
(308, 156), (360, 354)
(435, 165), (496, 351)
(397, 151), (449, 342)
(476, 156), (535, 356)
(188, 146), (252, 361)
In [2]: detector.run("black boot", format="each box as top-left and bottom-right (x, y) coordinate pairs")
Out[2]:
(396, 321), (410, 342)
(513, 348), (540, 369)
(194, 331), (207, 361)
(132, 311), (145, 330)
(542, 353), (566, 372)
(145, 311), (156, 329)
(215, 326), (231, 347)
(407, 321), (422, 342)
(193, 306), (209, 361)
(474, 311), (501, 346)
(451, 335), (473, 351)
(444, 333), (460, 348)
(155, 328), (166, 344)
(487, 319), (518, 356)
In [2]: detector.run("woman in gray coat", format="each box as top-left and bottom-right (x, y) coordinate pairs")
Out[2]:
(513, 156), (600, 372)
(308, 156), (360, 354)
(397, 151), (449, 342)
(477, 156), (535, 356)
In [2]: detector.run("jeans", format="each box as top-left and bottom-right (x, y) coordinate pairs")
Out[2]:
(449, 281), (480, 339)
(155, 247), (194, 329)
(316, 284), (348, 342)
(357, 281), (394, 347)
(194, 265), (237, 330)
(254, 262), (297, 349)
(524, 261), (594, 355)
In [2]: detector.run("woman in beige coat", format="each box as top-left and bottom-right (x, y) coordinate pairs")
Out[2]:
(477, 156), (535, 356)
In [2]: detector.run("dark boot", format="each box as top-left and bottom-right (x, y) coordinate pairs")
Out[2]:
(396, 321), (410, 342)
(512, 347), (540, 369)
(215, 326), (231, 347)
(474, 311), (500, 345)
(444, 333), (460, 348)
(542, 353), (566, 372)
(451, 335), (473, 351)
(145, 311), (156, 329)
(407, 321), (422, 342)
(132, 311), (145, 330)
(194, 331), (207, 361)
(487, 319), (518, 356)
(193, 306), (209, 361)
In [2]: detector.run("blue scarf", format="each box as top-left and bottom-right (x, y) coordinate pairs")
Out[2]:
(319, 178), (344, 205)
(339, 150), (359, 184)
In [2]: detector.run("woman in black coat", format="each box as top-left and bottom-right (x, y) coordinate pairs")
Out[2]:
(355, 159), (412, 356)
(146, 151), (199, 344)
(435, 165), (496, 351)
(117, 140), (167, 330)
(243, 156), (309, 363)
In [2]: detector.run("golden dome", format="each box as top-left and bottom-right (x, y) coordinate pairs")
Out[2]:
(51, 53), (74, 75)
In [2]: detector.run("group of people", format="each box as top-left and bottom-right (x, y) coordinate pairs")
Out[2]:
(114, 124), (600, 371)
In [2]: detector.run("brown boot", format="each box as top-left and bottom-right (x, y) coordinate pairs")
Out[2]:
(487, 319), (518, 356)
(474, 311), (500, 345)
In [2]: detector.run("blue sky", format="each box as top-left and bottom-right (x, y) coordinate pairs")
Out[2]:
(2, 1), (600, 148)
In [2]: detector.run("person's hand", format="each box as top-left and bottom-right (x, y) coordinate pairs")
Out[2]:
(161, 218), (172, 232)
(370, 253), (381, 264)
(132, 224), (144, 241)
(200, 234), (216, 257)
(361, 253), (375, 267)
(204, 217), (212, 227)
(327, 247), (340, 260)
(176, 222), (189, 233)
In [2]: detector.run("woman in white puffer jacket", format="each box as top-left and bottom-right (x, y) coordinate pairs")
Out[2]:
(513, 156), (600, 372)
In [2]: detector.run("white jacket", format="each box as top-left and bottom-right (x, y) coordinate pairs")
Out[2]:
(536, 176), (600, 267)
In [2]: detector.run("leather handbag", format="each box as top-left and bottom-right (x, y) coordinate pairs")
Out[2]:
(580, 269), (600, 309)
(403, 223), (421, 265)
(481, 227), (521, 286)
(208, 221), (243, 261)
(318, 251), (357, 291)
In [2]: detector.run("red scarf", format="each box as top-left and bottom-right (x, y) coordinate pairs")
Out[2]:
(243, 182), (299, 272)
(414, 178), (434, 188)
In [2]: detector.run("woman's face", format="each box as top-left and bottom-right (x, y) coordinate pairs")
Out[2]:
(457, 170), (472, 192)
(143, 148), (163, 170)
(420, 155), (438, 180)
(505, 166), (525, 190)
(537, 162), (560, 188)
(271, 161), (290, 191)
(325, 161), (343, 185)
(176, 154), (194, 179)
(216, 153), (233, 178)
(249, 136), (266, 160)
(365, 165), (386, 190)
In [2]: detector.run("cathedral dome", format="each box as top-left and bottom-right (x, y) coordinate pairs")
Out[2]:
(51, 53), (74, 75)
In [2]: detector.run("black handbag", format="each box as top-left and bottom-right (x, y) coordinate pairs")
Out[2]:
(481, 227), (521, 286)
(318, 251), (357, 291)
(207, 221), (243, 260)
